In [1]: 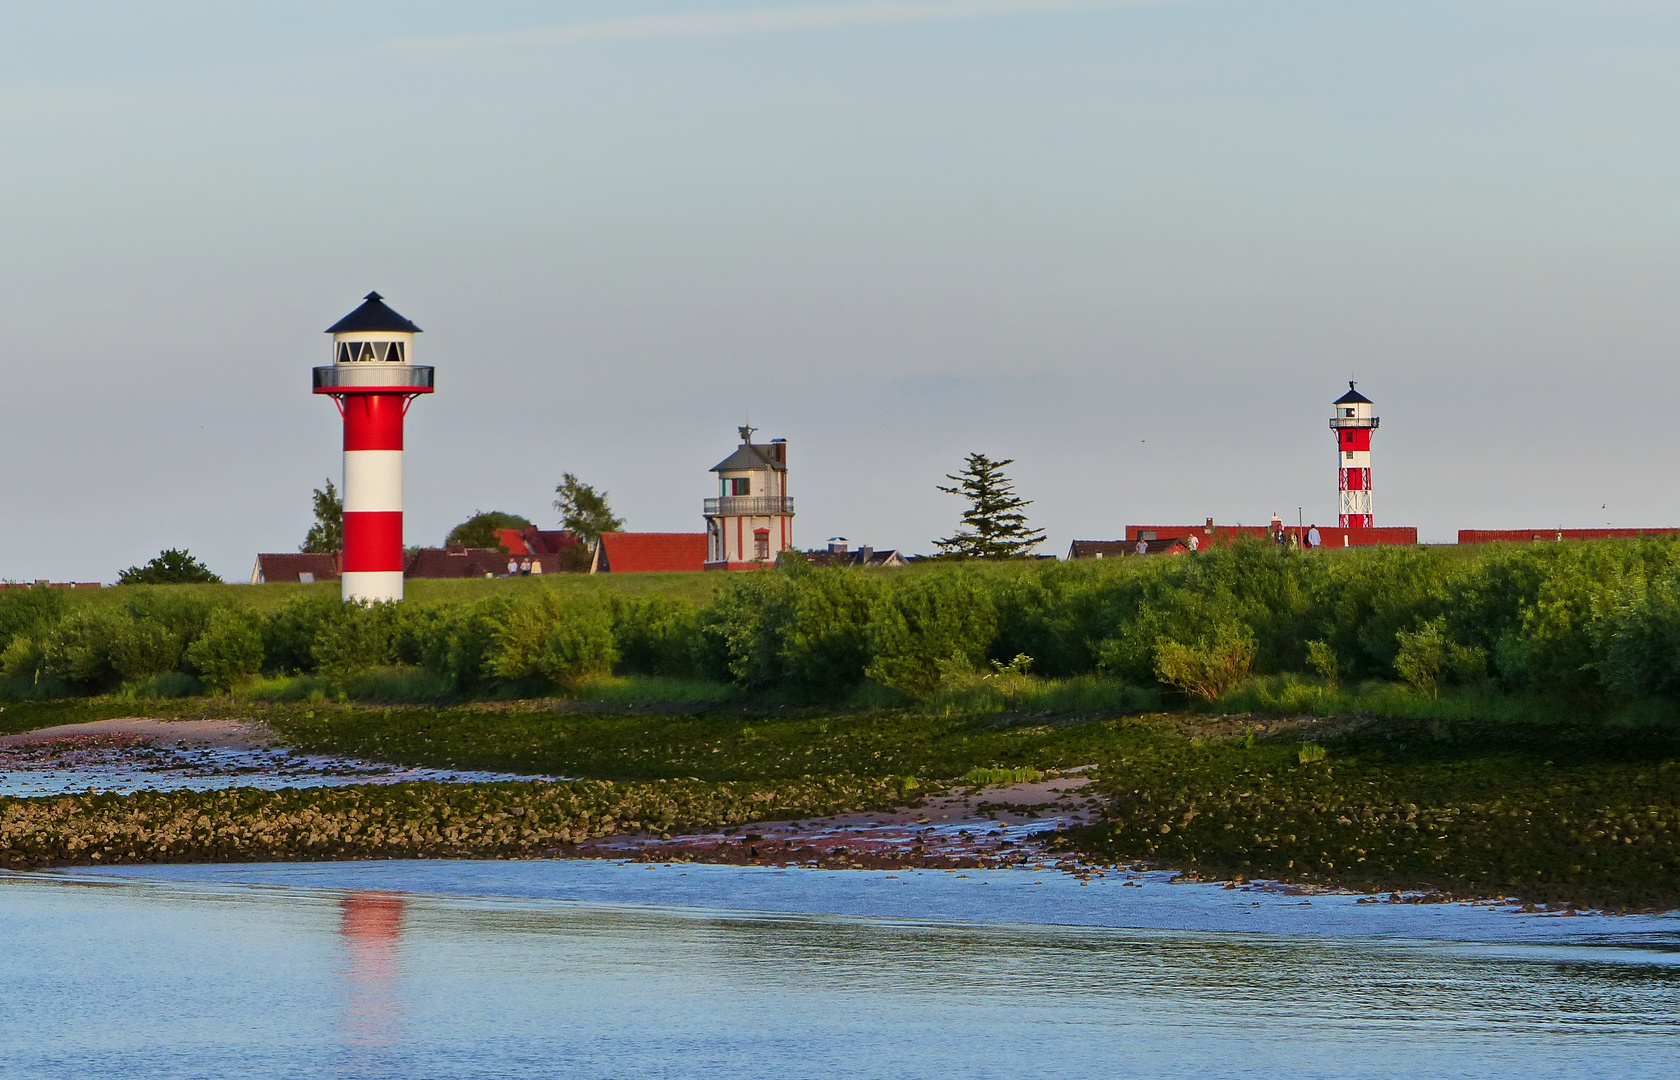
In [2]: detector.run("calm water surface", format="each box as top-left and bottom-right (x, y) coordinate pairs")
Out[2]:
(1, 861), (1676, 1079)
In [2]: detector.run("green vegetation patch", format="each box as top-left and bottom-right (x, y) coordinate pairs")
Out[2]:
(1070, 719), (1680, 911)
(0, 776), (922, 869)
(262, 703), (1117, 782)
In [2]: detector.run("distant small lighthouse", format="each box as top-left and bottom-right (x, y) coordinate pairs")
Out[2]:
(1330, 381), (1378, 528)
(314, 292), (434, 602)
(704, 426), (794, 569)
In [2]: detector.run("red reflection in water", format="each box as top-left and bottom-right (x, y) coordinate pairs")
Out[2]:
(340, 892), (406, 1046)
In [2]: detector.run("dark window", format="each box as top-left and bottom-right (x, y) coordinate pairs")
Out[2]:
(730, 478), (751, 496)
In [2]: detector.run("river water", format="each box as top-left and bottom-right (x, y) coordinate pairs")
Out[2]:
(2, 860), (1676, 1079)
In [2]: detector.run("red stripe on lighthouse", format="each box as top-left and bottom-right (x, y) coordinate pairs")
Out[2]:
(342, 512), (405, 572)
(343, 394), (407, 451)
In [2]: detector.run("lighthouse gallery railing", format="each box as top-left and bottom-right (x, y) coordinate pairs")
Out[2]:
(314, 365), (435, 391)
(704, 496), (795, 516)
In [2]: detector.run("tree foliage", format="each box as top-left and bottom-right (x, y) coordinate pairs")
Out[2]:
(446, 511), (534, 552)
(300, 479), (343, 554)
(117, 549), (221, 585)
(933, 453), (1046, 559)
(553, 473), (624, 550)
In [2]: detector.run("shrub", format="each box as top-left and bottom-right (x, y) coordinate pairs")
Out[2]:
(185, 609), (265, 690)
(1598, 573), (1680, 697)
(262, 595), (345, 674)
(42, 610), (129, 689)
(1305, 640), (1340, 689)
(609, 595), (701, 677)
(779, 569), (877, 693)
(412, 596), (514, 691)
(0, 634), (46, 685)
(109, 619), (184, 681)
(311, 603), (399, 679)
(1393, 617), (1487, 699)
(864, 573), (997, 698)
(0, 586), (66, 645)
(120, 590), (217, 650)
(489, 593), (618, 689)
(1153, 621), (1256, 702)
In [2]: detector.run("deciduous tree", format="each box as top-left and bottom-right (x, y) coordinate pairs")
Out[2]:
(117, 549), (221, 585)
(552, 473), (624, 550)
(300, 479), (343, 554)
(446, 511), (534, 552)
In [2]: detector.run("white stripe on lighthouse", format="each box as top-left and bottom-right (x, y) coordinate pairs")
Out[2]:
(341, 571), (404, 604)
(343, 450), (404, 512)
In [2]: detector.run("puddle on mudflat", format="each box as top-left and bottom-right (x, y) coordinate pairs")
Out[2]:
(0, 738), (548, 796)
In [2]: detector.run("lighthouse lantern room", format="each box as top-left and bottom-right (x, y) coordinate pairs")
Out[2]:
(704, 426), (794, 569)
(314, 292), (434, 603)
(1329, 381), (1378, 528)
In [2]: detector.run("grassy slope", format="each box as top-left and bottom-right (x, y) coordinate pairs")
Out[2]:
(49, 570), (735, 614)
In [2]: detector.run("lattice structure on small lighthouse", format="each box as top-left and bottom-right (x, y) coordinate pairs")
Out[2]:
(313, 292), (434, 603)
(1329, 381), (1378, 528)
(703, 426), (795, 569)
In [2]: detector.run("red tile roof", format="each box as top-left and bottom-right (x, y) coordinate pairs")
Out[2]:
(496, 528), (532, 555)
(524, 527), (582, 558)
(406, 546), (521, 579)
(252, 553), (340, 583)
(1459, 528), (1680, 544)
(592, 532), (707, 573)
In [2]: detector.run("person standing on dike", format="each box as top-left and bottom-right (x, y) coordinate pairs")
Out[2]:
(1307, 524), (1321, 549)
(1187, 533), (1199, 553)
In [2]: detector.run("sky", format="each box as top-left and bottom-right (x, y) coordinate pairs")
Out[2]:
(3, 0), (1680, 581)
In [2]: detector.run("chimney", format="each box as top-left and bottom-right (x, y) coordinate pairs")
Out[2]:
(858, 545), (874, 565)
(828, 537), (849, 554)
(770, 437), (786, 464)
(1205, 517), (1214, 534)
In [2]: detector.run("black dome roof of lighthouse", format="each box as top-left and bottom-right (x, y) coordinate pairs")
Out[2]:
(325, 292), (422, 334)
(1333, 381), (1371, 405)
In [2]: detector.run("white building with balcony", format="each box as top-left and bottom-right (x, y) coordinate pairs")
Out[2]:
(704, 426), (794, 570)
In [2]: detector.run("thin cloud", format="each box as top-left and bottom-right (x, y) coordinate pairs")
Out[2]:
(383, 0), (1168, 56)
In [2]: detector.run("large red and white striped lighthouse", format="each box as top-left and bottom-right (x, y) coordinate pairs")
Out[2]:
(1330, 381), (1378, 528)
(314, 292), (434, 603)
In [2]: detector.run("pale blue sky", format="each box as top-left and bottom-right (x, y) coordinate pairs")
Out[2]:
(3, 1), (1679, 580)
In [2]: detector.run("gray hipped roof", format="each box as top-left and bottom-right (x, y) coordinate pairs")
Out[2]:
(710, 443), (786, 472)
(325, 292), (423, 335)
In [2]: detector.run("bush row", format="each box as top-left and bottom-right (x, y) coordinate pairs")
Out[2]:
(12, 538), (1680, 701)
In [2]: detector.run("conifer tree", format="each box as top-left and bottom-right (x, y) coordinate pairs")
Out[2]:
(934, 453), (1046, 559)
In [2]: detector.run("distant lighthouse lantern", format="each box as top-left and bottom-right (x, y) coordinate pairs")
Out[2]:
(1328, 381), (1379, 529)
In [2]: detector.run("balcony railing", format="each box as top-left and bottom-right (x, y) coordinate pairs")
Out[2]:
(314, 365), (435, 391)
(704, 496), (795, 517)
(1329, 415), (1379, 430)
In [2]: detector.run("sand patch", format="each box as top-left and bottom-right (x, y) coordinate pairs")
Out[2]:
(0, 717), (271, 750)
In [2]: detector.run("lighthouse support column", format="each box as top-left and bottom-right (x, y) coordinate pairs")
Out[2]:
(340, 393), (407, 603)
